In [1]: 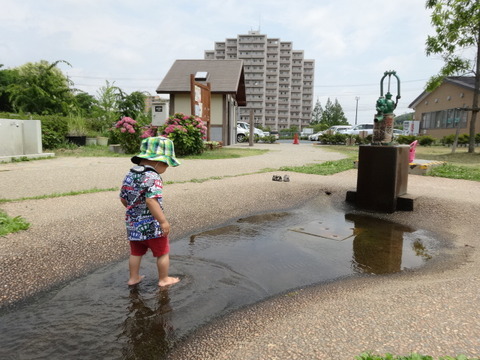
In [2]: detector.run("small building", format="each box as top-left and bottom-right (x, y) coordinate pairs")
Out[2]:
(156, 59), (246, 145)
(408, 76), (480, 139)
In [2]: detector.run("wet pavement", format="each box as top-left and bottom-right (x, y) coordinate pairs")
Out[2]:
(0, 197), (441, 359)
(1, 143), (480, 359)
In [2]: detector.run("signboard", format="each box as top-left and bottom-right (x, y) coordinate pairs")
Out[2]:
(190, 74), (211, 140)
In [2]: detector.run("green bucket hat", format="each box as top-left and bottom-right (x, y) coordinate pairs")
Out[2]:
(131, 136), (181, 167)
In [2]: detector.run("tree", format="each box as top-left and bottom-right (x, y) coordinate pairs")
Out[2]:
(7, 60), (75, 115)
(425, 0), (480, 153)
(394, 112), (414, 128)
(0, 65), (19, 112)
(311, 98), (323, 124)
(73, 91), (97, 118)
(94, 80), (122, 133)
(119, 90), (148, 119)
(320, 98), (349, 127)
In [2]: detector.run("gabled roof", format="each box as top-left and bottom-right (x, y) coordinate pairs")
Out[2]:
(408, 76), (476, 109)
(156, 59), (246, 106)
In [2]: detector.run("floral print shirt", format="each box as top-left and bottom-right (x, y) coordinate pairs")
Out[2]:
(120, 166), (164, 241)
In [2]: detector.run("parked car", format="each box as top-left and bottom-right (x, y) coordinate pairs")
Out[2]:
(308, 125), (352, 141)
(393, 129), (403, 137)
(345, 123), (374, 136)
(236, 121), (265, 142)
(335, 126), (352, 134)
(270, 130), (280, 139)
(308, 131), (324, 141)
(323, 125), (352, 135)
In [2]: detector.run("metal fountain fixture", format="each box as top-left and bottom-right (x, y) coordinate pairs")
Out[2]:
(346, 70), (413, 213)
(373, 70), (401, 145)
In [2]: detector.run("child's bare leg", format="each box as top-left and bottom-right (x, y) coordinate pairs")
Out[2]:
(128, 255), (145, 285)
(157, 254), (180, 287)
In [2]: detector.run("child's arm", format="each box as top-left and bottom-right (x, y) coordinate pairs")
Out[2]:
(146, 197), (170, 236)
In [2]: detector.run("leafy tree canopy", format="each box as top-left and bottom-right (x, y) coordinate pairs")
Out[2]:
(119, 90), (148, 119)
(394, 112), (414, 127)
(425, 0), (480, 152)
(0, 65), (19, 112)
(73, 91), (97, 118)
(7, 60), (75, 115)
(320, 98), (349, 128)
(311, 98), (323, 125)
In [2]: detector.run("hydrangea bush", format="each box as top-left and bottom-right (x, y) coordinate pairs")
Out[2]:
(159, 113), (207, 156)
(111, 116), (142, 154)
(112, 113), (207, 156)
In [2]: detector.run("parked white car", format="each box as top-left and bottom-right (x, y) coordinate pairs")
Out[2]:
(309, 125), (352, 141)
(335, 126), (352, 134)
(236, 121), (265, 142)
(308, 131), (324, 141)
(324, 125), (352, 134)
(393, 129), (403, 137)
(345, 123), (374, 136)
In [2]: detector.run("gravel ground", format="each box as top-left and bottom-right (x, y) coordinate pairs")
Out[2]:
(1, 143), (480, 359)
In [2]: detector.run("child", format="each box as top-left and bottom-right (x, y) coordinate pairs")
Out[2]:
(120, 136), (180, 287)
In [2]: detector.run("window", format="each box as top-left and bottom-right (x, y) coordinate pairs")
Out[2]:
(420, 108), (467, 129)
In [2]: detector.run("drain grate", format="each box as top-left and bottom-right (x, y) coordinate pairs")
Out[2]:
(289, 220), (355, 241)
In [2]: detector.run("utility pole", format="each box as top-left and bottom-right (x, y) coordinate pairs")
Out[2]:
(355, 96), (360, 125)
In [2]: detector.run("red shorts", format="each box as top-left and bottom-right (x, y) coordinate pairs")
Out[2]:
(129, 236), (170, 257)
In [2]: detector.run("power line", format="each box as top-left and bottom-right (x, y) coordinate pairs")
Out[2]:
(68, 75), (156, 81)
(314, 78), (428, 88)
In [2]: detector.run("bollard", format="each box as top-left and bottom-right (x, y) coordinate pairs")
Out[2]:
(293, 133), (299, 144)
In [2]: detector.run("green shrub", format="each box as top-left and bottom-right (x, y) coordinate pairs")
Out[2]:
(40, 115), (69, 149)
(160, 113), (207, 156)
(440, 134), (455, 146)
(261, 135), (277, 143)
(458, 133), (470, 145)
(244, 134), (261, 143)
(353, 134), (373, 145)
(476, 133), (480, 144)
(354, 135), (366, 145)
(417, 135), (436, 146)
(396, 135), (417, 145)
(334, 133), (347, 144)
(110, 116), (143, 154)
(319, 133), (334, 144)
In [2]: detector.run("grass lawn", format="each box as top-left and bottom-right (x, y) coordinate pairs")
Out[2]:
(414, 146), (480, 168)
(326, 144), (480, 168)
(324, 144), (480, 182)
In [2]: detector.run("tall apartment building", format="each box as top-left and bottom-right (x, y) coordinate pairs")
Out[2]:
(205, 30), (314, 130)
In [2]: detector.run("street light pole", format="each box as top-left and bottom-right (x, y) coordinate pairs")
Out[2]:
(355, 96), (360, 125)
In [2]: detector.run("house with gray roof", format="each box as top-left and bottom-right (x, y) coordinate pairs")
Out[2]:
(156, 59), (246, 145)
(408, 76), (479, 139)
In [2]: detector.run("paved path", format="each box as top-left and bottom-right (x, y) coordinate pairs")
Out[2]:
(1, 143), (479, 359)
(0, 143), (343, 199)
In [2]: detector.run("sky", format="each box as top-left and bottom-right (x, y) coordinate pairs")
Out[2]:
(0, 0), (453, 125)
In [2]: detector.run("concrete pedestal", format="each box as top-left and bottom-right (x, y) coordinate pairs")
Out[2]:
(347, 145), (410, 213)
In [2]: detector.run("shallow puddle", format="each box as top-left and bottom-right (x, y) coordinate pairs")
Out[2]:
(0, 196), (439, 359)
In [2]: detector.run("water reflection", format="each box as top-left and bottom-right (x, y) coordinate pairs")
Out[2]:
(346, 214), (415, 274)
(119, 288), (174, 359)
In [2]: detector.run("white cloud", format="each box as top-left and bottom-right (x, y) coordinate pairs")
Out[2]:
(1, 0), (447, 122)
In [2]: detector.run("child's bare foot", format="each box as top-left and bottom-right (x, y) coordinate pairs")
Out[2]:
(158, 276), (180, 287)
(127, 275), (145, 286)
